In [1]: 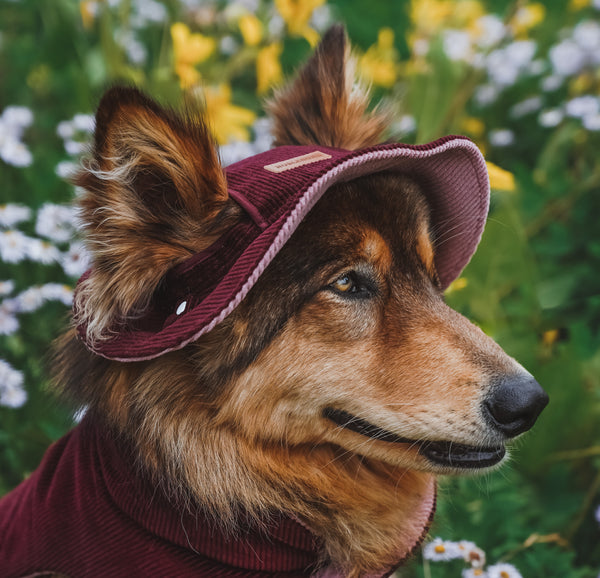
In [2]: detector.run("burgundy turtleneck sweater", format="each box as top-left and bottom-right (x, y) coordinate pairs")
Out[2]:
(0, 417), (435, 577)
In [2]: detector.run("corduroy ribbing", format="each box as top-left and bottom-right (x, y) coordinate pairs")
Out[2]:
(0, 417), (322, 577)
(75, 137), (489, 361)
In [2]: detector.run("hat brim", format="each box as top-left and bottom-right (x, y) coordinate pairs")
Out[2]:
(77, 136), (489, 361)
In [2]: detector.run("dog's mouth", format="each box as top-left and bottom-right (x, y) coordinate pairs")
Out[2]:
(323, 408), (505, 469)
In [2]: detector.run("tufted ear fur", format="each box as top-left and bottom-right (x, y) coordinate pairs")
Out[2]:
(267, 25), (389, 149)
(73, 87), (239, 343)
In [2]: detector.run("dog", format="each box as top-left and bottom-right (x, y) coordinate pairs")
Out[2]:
(0, 25), (547, 578)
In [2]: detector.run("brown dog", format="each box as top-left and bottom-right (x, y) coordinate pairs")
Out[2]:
(0, 26), (547, 578)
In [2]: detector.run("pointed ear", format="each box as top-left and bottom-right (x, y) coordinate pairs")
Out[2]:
(74, 87), (238, 342)
(267, 25), (389, 149)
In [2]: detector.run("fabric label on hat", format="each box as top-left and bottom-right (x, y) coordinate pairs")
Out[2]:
(264, 151), (332, 173)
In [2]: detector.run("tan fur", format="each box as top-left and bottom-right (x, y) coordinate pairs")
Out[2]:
(52, 26), (535, 577)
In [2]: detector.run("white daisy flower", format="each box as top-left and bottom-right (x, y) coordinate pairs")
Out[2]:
(485, 41), (537, 88)
(267, 13), (285, 37)
(26, 238), (60, 265)
(0, 230), (31, 263)
(487, 562), (523, 578)
(549, 39), (586, 77)
(461, 543), (486, 568)
(124, 35), (148, 65)
(505, 40), (537, 68)
(474, 84), (500, 106)
(64, 139), (87, 156)
(0, 280), (15, 296)
(56, 160), (79, 179)
(2, 105), (33, 131)
(0, 382), (27, 408)
(457, 539), (477, 552)
(39, 283), (73, 306)
(0, 305), (19, 336)
(311, 4), (333, 31)
(0, 359), (26, 408)
(423, 537), (463, 561)
(252, 118), (274, 152)
(474, 15), (506, 49)
(443, 29), (473, 62)
(462, 569), (488, 578)
(219, 141), (257, 167)
(56, 120), (75, 140)
(539, 108), (564, 128)
(72, 113), (95, 133)
(131, 0), (167, 26)
(13, 286), (46, 313)
(393, 115), (417, 136)
(565, 96), (600, 119)
(541, 75), (564, 92)
(510, 96), (543, 118)
(486, 50), (520, 87)
(219, 35), (239, 56)
(527, 59), (546, 76)
(0, 204), (31, 228)
(573, 21), (600, 53)
(232, 0), (259, 12)
(583, 114), (600, 131)
(1, 139), (33, 167)
(35, 203), (78, 243)
(61, 242), (91, 278)
(489, 129), (515, 147)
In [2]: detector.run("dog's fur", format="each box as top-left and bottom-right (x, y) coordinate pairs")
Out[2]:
(49, 26), (537, 577)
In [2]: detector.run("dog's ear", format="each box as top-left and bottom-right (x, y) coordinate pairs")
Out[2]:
(74, 87), (235, 342)
(267, 24), (388, 149)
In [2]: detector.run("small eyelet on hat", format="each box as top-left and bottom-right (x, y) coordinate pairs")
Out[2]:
(176, 301), (187, 315)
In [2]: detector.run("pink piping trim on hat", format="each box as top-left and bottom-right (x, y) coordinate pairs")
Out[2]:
(105, 138), (487, 362)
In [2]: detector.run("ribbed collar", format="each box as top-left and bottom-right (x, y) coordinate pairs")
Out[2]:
(85, 416), (435, 576)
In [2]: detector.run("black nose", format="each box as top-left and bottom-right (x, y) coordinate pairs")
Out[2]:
(484, 374), (549, 437)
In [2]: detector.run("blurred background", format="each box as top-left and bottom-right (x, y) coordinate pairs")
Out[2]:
(1, 0), (599, 576)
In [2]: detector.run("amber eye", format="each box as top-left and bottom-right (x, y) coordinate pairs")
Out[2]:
(329, 272), (376, 299)
(333, 274), (355, 293)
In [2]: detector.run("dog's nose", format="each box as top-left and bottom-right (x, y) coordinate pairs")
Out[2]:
(484, 374), (549, 438)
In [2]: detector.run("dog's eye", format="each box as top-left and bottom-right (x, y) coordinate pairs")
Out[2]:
(333, 274), (354, 293)
(330, 272), (374, 299)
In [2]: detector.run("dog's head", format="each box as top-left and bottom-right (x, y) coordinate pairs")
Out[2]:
(56, 23), (547, 575)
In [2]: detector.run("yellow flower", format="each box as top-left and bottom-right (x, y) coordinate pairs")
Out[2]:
(80, 1), (96, 29)
(486, 161), (515, 192)
(171, 23), (216, 89)
(446, 277), (469, 293)
(510, 3), (546, 37)
(239, 14), (263, 47)
(542, 329), (560, 346)
(204, 84), (256, 144)
(411, 0), (454, 36)
(360, 28), (398, 88)
(569, 0), (590, 10)
(411, 0), (483, 36)
(275, 0), (325, 46)
(461, 117), (485, 138)
(257, 43), (283, 94)
(570, 72), (594, 94)
(455, 0), (485, 29)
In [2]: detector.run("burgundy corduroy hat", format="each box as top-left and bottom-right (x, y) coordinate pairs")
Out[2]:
(76, 136), (490, 361)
